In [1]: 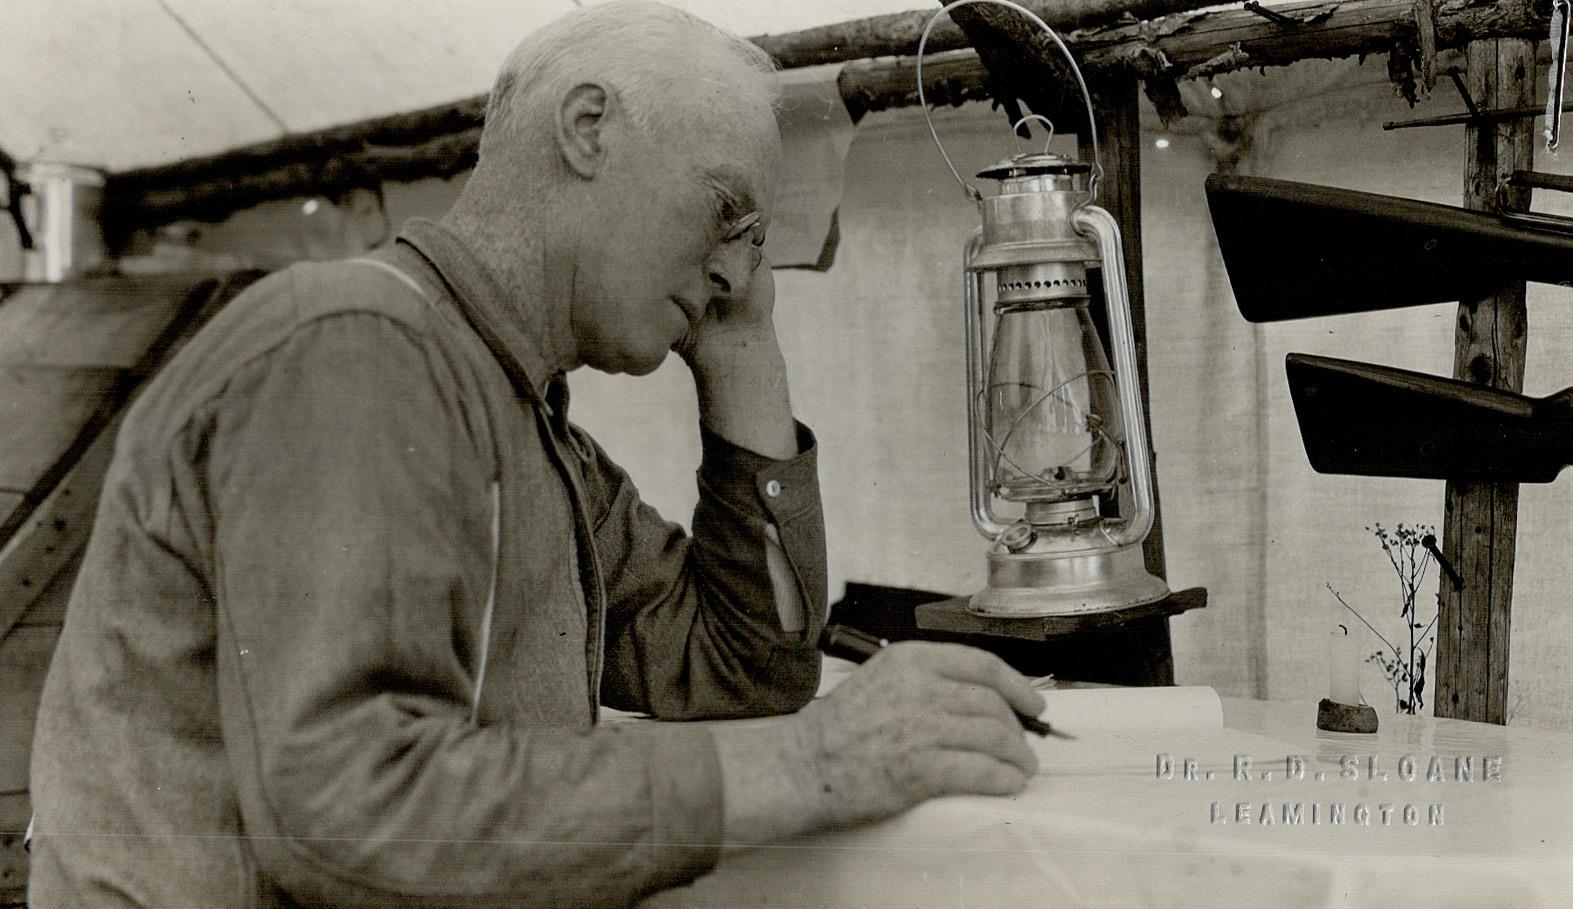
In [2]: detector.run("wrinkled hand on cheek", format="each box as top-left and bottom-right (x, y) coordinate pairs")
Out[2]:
(674, 257), (773, 366)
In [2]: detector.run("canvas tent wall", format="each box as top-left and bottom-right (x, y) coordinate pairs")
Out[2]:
(78, 60), (1573, 729)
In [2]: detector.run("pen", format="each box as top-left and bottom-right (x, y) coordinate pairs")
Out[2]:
(817, 624), (1074, 740)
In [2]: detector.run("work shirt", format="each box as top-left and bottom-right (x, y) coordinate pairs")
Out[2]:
(28, 218), (829, 908)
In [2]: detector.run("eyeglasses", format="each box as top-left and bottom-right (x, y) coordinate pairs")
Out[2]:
(719, 210), (767, 272)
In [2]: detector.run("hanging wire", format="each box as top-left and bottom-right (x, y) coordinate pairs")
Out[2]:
(916, 0), (1105, 204)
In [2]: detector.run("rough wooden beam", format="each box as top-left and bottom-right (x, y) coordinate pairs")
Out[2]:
(837, 49), (995, 121)
(1082, 0), (1545, 72)
(1437, 37), (1535, 726)
(106, 55), (1001, 238)
(1081, 0), (1548, 122)
(753, 0), (1228, 69)
(109, 0), (1222, 203)
(103, 0), (1548, 236)
(950, 0), (1091, 133)
(106, 128), (483, 236)
(133, 98), (488, 188)
(757, 8), (972, 68)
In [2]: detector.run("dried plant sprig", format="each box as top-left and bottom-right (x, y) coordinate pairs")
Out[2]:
(1326, 582), (1400, 657)
(1328, 522), (1439, 715)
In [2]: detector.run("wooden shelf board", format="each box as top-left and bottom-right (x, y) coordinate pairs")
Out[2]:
(916, 587), (1207, 641)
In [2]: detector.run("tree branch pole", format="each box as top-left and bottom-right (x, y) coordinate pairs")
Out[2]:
(103, 0), (1548, 238)
(751, 0), (1223, 69)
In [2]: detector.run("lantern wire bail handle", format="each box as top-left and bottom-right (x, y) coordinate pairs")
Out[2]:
(916, 0), (1105, 205)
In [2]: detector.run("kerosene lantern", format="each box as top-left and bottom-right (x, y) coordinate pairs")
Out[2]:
(920, 0), (1169, 617)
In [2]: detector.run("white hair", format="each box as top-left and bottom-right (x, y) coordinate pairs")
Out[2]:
(479, 1), (779, 158)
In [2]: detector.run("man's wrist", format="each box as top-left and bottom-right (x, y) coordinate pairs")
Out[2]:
(711, 713), (828, 846)
(682, 324), (781, 386)
(688, 329), (797, 460)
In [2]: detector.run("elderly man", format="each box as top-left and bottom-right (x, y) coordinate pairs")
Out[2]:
(28, 3), (1043, 906)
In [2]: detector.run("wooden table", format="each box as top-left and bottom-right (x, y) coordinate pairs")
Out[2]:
(646, 683), (1573, 908)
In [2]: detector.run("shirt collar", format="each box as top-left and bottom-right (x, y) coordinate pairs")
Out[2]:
(394, 217), (562, 409)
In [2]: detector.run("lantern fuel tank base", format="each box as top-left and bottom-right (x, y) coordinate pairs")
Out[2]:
(968, 543), (1168, 618)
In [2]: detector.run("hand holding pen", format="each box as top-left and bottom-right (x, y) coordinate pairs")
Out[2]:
(818, 624), (1074, 740)
(790, 630), (1048, 829)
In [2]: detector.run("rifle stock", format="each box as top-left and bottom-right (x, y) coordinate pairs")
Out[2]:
(1285, 353), (1573, 483)
(1205, 174), (1573, 322)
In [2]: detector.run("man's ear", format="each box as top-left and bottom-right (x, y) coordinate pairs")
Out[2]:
(557, 83), (610, 179)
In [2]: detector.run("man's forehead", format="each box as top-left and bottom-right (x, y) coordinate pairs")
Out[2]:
(680, 82), (780, 216)
(702, 166), (760, 213)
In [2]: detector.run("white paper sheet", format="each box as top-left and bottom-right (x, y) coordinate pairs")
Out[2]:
(1037, 685), (1224, 735)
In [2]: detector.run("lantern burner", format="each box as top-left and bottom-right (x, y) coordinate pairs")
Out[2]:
(994, 268), (1089, 306)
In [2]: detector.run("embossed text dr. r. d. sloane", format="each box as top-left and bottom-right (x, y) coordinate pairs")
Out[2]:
(1154, 753), (1504, 828)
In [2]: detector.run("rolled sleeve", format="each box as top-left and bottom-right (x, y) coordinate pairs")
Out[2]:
(698, 423), (825, 633)
(591, 421), (829, 720)
(696, 421), (820, 523)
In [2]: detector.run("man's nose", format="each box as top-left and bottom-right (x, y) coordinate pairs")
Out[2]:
(706, 243), (758, 299)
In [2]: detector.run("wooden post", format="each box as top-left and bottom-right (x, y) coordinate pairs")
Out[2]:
(1083, 80), (1176, 685)
(1437, 38), (1535, 724)
(1082, 80), (1168, 583)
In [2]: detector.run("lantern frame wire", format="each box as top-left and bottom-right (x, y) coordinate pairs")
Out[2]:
(979, 367), (1119, 499)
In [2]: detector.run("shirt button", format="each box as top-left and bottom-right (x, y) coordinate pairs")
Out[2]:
(764, 479), (782, 498)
